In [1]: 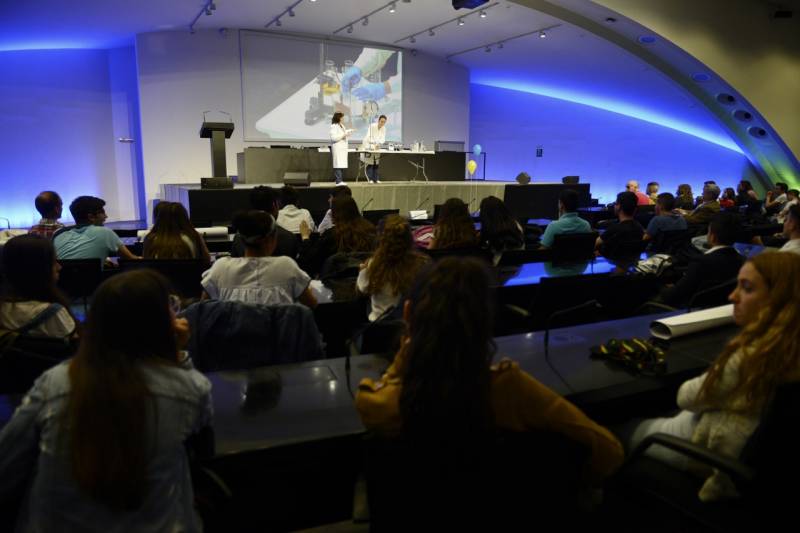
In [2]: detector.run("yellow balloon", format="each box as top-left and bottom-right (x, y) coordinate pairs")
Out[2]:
(467, 159), (477, 175)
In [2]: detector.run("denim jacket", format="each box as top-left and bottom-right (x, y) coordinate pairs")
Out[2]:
(0, 360), (212, 532)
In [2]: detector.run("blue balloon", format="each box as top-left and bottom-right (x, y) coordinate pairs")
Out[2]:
(473, 144), (482, 156)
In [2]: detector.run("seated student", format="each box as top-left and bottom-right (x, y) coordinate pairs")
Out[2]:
(317, 185), (352, 235)
(626, 180), (652, 206)
(357, 215), (430, 321)
(0, 235), (77, 338)
(202, 210), (316, 307)
(596, 191), (644, 259)
(682, 184), (721, 225)
(143, 202), (211, 264)
(775, 188), (798, 224)
(644, 192), (688, 242)
(735, 180), (760, 213)
(764, 182), (789, 215)
(539, 189), (591, 248)
(645, 181), (660, 203)
(675, 184), (696, 211)
(0, 269), (212, 530)
(356, 258), (624, 484)
(719, 187), (737, 210)
(659, 212), (744, 307)
(624, 253), (800, 501)
(54, 196), (140, 262)
(478, 196), (524, 264)
(276, 185), (316, 234)
(779, 204), (800, 255)
(428, 198), (479, 250)
(28, 191), (64, 239)
(231, 186), (299, 259)
(299, 196), (377, 277)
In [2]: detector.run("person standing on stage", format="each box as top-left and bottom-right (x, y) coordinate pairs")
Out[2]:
(361, 115), (387, 183)
(330, 112), (353, 186)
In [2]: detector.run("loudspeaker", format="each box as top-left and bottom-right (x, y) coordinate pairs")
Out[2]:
(200, 177), (233, 189)
(516, 172), (531, 185)
(283, 171), (310, 187)
(562, 176), (579, 184)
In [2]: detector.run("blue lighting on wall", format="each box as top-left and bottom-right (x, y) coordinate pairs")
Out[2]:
(470, 75), (743, 154)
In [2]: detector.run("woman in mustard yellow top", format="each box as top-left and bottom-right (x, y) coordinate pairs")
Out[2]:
(355, 257), (624, 484)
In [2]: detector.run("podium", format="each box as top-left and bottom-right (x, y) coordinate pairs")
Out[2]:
(200, 121), (235, 178)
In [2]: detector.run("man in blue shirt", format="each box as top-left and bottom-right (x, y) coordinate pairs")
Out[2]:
(54, 196), (140, 262)
(540, 189), (591, 248)
(644, 192), (688, 242)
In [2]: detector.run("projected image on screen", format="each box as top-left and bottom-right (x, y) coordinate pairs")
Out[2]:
(242, 32), (402, 143)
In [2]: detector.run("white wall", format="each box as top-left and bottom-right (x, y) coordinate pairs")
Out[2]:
(135, 29), (470, 214)
(0, 48), (139, 226)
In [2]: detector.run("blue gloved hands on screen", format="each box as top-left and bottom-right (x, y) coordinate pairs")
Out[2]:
(341, 66), (362, 92)
(352, 82), (386, 101)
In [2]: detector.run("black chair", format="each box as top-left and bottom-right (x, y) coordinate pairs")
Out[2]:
(314, 298), (369, 358)
(551, 231), (598, 263)
(363, 209), (399, 226)
(119, 259), (208, 299)
(650, 229), (692, 255)
(608, 382), (800, 532)
(687, 278), (737, 312)
(0, 335), (75, 394)
(57, 258), (104, 305)
(365, 430), (588, 531)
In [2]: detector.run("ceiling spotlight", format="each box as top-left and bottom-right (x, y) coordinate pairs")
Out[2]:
(389, 2), (396, 13)
(428, 28), (435, 36)
(204, 8), (212, 16)
(480, 10), (487, 18)
(498, 42), (504, 49)
(410, 35), (416, 43)
(362, 17), (369, 26)
(458, 17), (465, 26)
(485, 46), (491, 52)
(347, 25), (353, 33)
(276, 18), (282, 26)
(288, 9), (295, 17)
(539, 31), (546, 38)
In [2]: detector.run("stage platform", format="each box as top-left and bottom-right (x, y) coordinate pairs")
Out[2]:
(161, 181), (591, 227)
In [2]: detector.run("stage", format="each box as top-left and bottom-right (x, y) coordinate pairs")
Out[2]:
(161, 181), (592, 227)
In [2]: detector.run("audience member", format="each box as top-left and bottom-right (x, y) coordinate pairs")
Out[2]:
(625, 180), (652, 206)
(764, 182), (788, 215)
(231, 186), (299, 258)
(357, 215), (430, 321)
(202, 210), (316, 307)
(624, 252), (800, 501)
(355, 257), (624, 484)
(54, 196), (140, 262)
(539, 189), (591, 248)
(675, 184), (695, 211)
(775, 188), (798, 224)
(780, 204), (800, 255)
(478, 196), (524, 263)
(0, 235), (76, 338)
(29, 191), (64, 239)
(596, 191), (644, 259)
(645, 182), (660, 203)
(277, 185), (316, 234)
(317, 185), (352, 234)
(659, 212), (744, 307)
(735, 180), (761, 213)
(143, 202), (210, 264)
(719, 187), (737, 209)
(695, 180), (717, 206)
(644, 193), (687, 242)
(0, 269), (212, 530)
(682, 183), (721, 225)
(299, 196), (377, 276)
(428, 198), (479, 250)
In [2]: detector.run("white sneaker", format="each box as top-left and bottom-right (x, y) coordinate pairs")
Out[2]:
(336, 181), (348, 186)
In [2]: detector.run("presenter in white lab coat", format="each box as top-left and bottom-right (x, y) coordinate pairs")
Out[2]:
(360, 115), (387, 183)
(330, 112), (353, 185)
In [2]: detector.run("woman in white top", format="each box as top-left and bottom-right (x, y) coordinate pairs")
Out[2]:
(330, 111), (352, 185)
(624, 252), (800, 501)
(357, 215), (429, 321)
(201, 210), (317, 308)
(0, 234), (77, 338)
(360, 114), (387, 183)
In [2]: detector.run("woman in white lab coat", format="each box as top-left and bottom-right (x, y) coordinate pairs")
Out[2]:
(330, 112), (351, 185)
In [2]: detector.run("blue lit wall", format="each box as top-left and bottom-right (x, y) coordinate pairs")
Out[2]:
(469, 83), (757, 205)
(0, 48), (140, 227)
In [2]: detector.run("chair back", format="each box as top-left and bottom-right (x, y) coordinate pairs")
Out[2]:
(496, 247), (552, 266)
(650, 229), (692, 255)
(0, 335), (75, 393)
(119, 259), (207, 299)
(363, 209), (400, 226)
(551, 231), (598, 262)
(687, 278), (737, 312)
(57, 259), (104, 301)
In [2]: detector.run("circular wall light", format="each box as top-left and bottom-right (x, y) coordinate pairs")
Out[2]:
(716, 93), (736, 105)
(691, 73), (711, 82)
(638, 35), (656, 44)
(733, 109), (753, 122)
(747, 126), (768, 139)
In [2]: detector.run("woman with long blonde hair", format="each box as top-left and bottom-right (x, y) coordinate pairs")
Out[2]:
(357, 215), (430, 321)
(626, 252), (800, 501)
